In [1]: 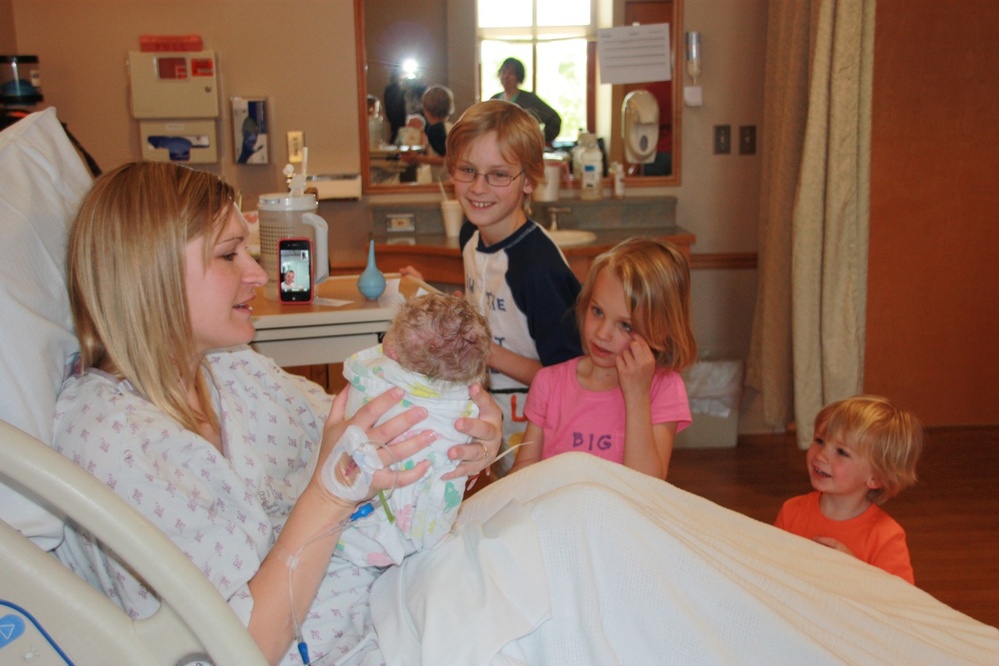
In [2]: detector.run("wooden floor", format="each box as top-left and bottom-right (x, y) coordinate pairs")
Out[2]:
(667, 426), (999, 630)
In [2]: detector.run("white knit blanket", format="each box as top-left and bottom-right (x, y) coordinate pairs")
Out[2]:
(371, 453), (998, 664)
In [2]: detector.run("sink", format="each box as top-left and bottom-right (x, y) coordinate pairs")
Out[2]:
(546, 229), (597, 247)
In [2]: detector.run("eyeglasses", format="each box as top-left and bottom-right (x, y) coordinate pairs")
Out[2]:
(451, 166), (525, 187)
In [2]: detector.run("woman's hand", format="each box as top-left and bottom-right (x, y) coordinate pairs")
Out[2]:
(442, 383), (503, 480)
(314, 386), (435, 507)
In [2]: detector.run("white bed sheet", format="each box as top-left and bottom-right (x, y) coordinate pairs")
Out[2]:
(372, 453), (998, 664)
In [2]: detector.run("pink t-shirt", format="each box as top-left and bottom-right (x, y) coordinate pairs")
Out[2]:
(524, 356), (691, 464)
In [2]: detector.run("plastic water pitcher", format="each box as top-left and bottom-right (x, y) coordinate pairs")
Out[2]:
(258, 192), (329, 299)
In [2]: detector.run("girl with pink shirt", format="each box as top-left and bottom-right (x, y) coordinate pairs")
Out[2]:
(509, 237), (697, 479)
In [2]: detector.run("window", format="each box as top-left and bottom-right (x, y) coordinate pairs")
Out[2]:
(477, 0), (593, 144)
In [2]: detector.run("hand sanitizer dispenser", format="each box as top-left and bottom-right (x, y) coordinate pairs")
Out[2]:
(622, 90), (659, 164)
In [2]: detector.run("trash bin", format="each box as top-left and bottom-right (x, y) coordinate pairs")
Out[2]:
(676, 357), (744, 449)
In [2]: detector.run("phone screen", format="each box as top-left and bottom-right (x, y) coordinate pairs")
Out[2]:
(278, 238), (314, 304)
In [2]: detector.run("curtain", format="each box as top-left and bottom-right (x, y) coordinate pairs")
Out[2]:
(746, 0), (875, 448)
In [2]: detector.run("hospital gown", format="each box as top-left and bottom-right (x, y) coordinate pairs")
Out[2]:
(53, 348), (384, 665)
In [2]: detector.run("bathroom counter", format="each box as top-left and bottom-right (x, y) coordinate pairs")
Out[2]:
(357, 225), (695, 285)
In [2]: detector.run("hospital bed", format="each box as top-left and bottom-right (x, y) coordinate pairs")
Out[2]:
(0, 108), (266, 664)
(2, 108), (998, 665)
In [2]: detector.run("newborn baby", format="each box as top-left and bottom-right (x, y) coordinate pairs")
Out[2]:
(338, 292), (490, 566)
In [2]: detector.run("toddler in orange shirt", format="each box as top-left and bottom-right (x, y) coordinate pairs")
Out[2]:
(775, 395), (923, 583)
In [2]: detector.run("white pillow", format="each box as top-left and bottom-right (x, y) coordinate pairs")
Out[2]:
(0, 108), (92, 549)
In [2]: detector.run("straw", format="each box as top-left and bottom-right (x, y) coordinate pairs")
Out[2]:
(438, 176), (448, 202)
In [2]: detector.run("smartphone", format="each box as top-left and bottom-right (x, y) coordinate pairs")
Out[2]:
(278, 237), (314, 304)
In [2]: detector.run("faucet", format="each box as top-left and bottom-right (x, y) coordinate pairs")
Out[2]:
(547, 206), (573, 231)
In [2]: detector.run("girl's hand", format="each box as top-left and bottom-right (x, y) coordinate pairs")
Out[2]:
(315, 386), (434, 507)
(442, 383), (503, 480)
(616, 336), (656, 402)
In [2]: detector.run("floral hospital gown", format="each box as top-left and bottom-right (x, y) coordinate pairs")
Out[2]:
(53, 347), (389, 665)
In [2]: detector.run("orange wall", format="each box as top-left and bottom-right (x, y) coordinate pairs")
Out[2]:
(866, 1), (999, 425)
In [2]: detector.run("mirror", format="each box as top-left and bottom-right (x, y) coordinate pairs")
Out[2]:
(355, 0), (682, 194)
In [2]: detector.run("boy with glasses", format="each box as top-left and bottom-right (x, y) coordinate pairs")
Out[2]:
(407, 100), (582, 472)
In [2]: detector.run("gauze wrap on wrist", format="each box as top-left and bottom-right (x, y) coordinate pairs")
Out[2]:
(319, 425), (385, 502)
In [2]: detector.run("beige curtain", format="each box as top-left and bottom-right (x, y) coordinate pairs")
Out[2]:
(746, 0), (875, 448)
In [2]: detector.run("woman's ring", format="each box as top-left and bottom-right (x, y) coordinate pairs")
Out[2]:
(475, 441), (489, 461)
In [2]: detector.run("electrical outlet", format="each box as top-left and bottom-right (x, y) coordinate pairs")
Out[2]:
(714, 125), (731, 155)
(739, 125), (757, 155)
(287, 131), (304, 163)
(386, 214), (416, 233)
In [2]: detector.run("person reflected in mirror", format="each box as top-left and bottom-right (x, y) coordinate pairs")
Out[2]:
(401, 85), (454, 167)
(490, 57), (562, 146)
(383, 66), (427, 145)
(774, 395), (924, 583)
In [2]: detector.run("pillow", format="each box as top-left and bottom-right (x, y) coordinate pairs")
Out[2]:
(0, 108), (92, 549)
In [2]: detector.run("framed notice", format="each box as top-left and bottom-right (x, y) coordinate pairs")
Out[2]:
(597, 24), (672, 85)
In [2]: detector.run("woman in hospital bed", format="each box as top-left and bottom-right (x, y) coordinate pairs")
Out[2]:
(52, 161), (997, 664)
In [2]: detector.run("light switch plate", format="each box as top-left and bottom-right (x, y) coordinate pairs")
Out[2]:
(714, 125), (731, 155)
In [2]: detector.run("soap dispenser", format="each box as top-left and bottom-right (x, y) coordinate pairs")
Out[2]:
(357, 240), (386, 300)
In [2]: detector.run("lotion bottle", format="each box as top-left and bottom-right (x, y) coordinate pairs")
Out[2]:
(580, 139), (603, 201)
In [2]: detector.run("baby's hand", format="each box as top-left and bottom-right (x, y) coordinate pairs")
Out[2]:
(813, 536), (855, 557)
(616, 336), (655, 400)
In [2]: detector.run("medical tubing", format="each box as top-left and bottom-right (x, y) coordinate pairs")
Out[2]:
(286, 439), (398, 664)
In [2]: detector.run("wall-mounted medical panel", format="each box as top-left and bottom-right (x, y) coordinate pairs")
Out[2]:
(127, 50), (219, 119)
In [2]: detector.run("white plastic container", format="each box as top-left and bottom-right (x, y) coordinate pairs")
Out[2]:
(580, 141), (603, 201)
(571, 132), (595, 183)
(610, 161), (625, 199)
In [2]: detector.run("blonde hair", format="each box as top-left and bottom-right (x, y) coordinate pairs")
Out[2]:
(577, 237), (696, 372)
(67, 161), (236, 434)
(445, 99), (544, 215)
(385, 293), (491, 386)
(814, 395), (924, 503)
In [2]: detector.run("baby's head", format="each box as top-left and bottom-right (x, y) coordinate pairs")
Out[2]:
(814, 395), (923, 504)
(384, 293), (491, 386)
(576, 237), (697, 372)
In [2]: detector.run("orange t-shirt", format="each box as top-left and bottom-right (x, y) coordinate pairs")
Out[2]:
(775, 491), (914, 584)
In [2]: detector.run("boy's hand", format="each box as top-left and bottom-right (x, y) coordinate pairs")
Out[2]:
(813, 536), (856, 557)
(399, 265), (424, 281)
(616, 336), (656, 402)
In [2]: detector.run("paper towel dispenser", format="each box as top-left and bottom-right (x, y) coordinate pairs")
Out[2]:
(622, 90), (659, 164)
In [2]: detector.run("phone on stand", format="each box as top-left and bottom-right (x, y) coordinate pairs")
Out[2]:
(277, 237), (314, 304)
